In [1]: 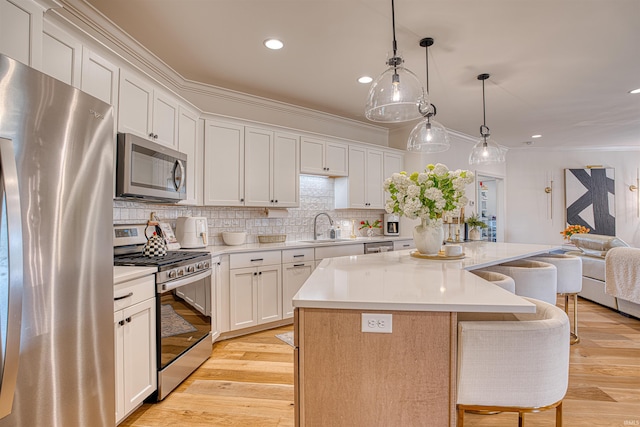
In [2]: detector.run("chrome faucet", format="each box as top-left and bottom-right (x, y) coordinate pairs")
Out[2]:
(313, 212), (334, 240)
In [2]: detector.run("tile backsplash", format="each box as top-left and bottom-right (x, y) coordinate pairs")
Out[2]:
(113, 175), (386, 245)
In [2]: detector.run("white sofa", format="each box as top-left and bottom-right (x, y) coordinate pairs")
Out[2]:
(567, 234), (639, 318)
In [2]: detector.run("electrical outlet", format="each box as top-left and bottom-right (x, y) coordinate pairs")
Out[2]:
(361, 313), (392, 333)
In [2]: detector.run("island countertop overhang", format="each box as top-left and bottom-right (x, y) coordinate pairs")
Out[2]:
(293, 241), (561, 313)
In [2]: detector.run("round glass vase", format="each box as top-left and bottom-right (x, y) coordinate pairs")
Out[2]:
(413, 218), (444, 255)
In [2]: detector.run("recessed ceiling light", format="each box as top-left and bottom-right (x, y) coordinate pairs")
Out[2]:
(264, 39), (283, 50)
(630, 88), (640, 94)
(531, 134), (542, 138)
(358, 76), (373, 84)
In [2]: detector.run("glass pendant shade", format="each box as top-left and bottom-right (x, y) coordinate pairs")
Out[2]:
(407, 117), (450, 153)
(468, 138), (505, 164)
(365, 60), (425, 123)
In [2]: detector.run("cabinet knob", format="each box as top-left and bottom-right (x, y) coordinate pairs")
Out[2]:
(254, 272), (257, 276)
(148, 133), (154, 138)
(240, 198), (244, 202)
(258, 271), (262, 275)
(126, 317), (132, 323)
(275, 200), (278, 203)
(118, 320), (125, 326)
(153, 134), (158, 139)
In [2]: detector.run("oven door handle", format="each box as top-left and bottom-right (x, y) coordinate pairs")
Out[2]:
(158, 269), (212, 293)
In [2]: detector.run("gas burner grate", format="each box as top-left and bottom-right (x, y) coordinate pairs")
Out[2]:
(114, 251), (211, 268)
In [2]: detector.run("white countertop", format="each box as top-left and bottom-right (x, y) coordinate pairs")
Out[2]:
(113, 266), (157, 285)
(293, 241), (560, 313)
(188, 235), (411, 257)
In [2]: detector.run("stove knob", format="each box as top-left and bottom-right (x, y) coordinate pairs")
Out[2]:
(177, 269), (185, 277)
(204, 261), (210, 269)
(187, 265), (195, 273)
(168, 270), (176, 279)
(196, 262), (204, 270)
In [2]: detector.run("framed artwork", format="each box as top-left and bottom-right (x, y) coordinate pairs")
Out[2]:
(564, 168), (615, 236)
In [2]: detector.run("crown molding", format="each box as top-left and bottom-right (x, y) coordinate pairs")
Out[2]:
(53, 0), (388, 140)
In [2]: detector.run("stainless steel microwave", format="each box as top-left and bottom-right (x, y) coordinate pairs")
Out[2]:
(116, 133), (187, 203)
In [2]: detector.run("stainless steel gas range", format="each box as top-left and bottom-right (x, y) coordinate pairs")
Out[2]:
(113, 224), (212, 400)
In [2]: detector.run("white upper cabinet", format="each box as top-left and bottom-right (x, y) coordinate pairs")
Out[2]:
(0, 0), (44, 68)
(300, 136), (348, 177)
(335, 146), (384, 209)
(272, 132), (299, 207)
(118, 69), (178, 148)
(244, 126), (272, 207)
(41, 20), (81, 87)
(80, 47), (119, 106)
(204, 119), (245, 206)
(245, 127), (299, 207)
(178, 105), (201, 205)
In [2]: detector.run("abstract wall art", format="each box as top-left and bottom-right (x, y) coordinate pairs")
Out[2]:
(564, 168), (615, 236)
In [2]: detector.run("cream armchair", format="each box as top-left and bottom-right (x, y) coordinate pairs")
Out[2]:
(457, 298), (570, 426)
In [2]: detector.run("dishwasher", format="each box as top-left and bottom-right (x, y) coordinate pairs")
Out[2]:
(364, 241), (394, 254)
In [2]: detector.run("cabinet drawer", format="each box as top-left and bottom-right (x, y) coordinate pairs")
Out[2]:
(393, 240), (416, 251)
(230, 250), (281, 269)
(114, 275), (155, 311)
(315, 244), (364, 260)
(282, 248), (314, 264)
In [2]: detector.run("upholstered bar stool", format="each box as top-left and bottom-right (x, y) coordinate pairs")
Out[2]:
(457, 298), (570, 427)
(471, 270), (516, 293)
(529, 254), (583, 344)
(482, 260), (558, 305)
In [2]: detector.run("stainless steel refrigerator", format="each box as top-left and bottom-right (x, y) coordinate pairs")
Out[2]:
(0, 55), (115, 426)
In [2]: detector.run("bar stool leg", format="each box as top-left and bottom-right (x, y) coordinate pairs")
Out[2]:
(563, 294), (579, 344)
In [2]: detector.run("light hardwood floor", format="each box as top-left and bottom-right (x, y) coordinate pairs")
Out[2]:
(121, 298), (640, 427)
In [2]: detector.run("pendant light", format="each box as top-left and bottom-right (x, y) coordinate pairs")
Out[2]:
(407, 37), (450, 153)
(468, 73), (505, 165)
(365, 0), (425, 123)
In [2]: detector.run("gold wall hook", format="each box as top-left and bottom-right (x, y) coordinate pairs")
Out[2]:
(544, 187), (552, 193)
(630, 184), (638, 192)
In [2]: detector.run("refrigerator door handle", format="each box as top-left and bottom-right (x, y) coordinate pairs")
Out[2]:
(0, 137), (24, 419)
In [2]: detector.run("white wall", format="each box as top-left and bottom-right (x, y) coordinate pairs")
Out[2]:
(506, 148), (640, 247)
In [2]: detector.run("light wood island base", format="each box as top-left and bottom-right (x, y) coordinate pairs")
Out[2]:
(295, 308), (457, 427)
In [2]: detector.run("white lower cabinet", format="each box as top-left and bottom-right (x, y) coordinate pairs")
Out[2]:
(282, 261), (313, 319)
(229, 251), (282, 330)
(114, 275), (157, 424)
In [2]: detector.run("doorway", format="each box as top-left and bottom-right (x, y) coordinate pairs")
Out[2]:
(475, 173), (505, 242)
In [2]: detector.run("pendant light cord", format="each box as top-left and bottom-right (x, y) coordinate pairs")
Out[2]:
(478, 74), (490, 140)
(391, 0), (397, 57)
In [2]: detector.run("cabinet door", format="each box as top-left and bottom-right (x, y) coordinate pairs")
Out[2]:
(114, 310), (125, 424)
(346, 146), (367, 208)
(122, 297), (156, 414)
(300, 137), (325, 175)
(118, 70), (153, 138)
(272, 132), (299, 207)
(229, 267), (257, 330)
(365, 149), (384, 209)
(204, 120), (245, 206)
(42, 20), (81, 87)
(152, 90), (178, 147)
(257, 265), (282, 324)
(325, 142), (348, 176)
(81, 47), (119, 106)
(244, 127), (273, 207)
(282, 262), (313, 319)
(0, 0), (43, 68)
(178, 105), (200, 205)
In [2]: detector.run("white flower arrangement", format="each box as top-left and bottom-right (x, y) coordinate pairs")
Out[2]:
(383, 163), (474, 221)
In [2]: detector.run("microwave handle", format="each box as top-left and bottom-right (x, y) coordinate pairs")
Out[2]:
(173, 159), (185, 192)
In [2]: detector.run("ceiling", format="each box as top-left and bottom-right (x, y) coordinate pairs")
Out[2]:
(81, 0), (640, 150)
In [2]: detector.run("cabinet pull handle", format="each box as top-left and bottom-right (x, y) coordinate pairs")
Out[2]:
(293, 263), (305, 267)
(118, 320), (125, 326)
(293, 254), (304, 258)
(125, 317), (132, 323)
(250, 258), (263, 262)
(403, 244), (410, 247)
(114, 292), (133, 301)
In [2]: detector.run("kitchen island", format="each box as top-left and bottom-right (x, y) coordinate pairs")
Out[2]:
(292, 241), (559, 427)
